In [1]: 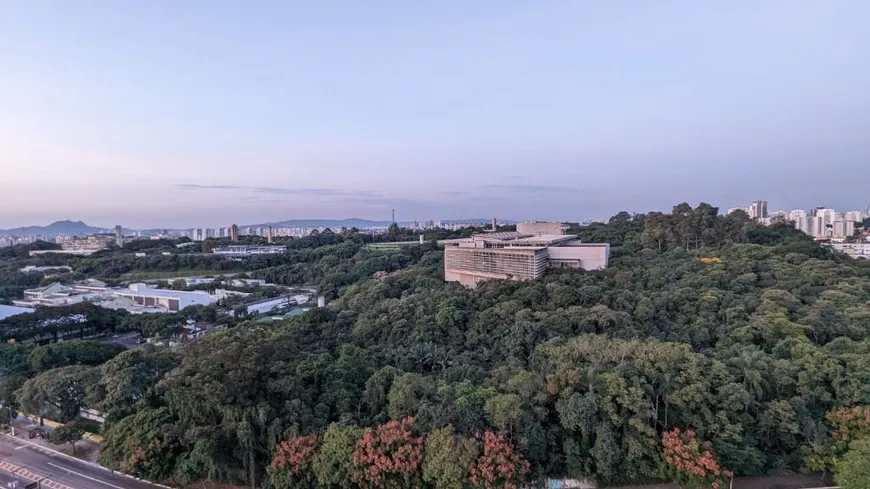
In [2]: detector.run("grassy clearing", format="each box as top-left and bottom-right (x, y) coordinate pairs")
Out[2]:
(118, 269), (234, 281)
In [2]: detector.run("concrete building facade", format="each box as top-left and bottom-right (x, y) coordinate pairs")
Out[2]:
(440, 232), (609, 288)
(516, 221), (566, 236)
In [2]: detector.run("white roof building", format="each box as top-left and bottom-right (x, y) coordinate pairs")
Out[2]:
(113, 284), (213, 312)
(0, 305), (35, 321)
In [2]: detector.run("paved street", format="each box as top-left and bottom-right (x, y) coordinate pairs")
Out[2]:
(0, 435), (160, 489)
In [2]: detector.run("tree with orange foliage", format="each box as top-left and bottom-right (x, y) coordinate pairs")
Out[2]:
(469, 431), (530, 489)
(805, 406), (870, 476)
(661, 428), (729, 489)
(268, 434), (319, 489)
(351, 417), (425, 489)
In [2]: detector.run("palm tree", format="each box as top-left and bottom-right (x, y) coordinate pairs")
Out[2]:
(728, 347), (770, 410)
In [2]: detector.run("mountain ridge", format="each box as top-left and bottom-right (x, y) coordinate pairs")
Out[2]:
(1, 217), (522, 237)
(0, 220), (111, 237)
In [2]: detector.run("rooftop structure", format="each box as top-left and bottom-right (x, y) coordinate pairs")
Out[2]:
(19, 265), (73, 274)
(0, 304), (34, 321)
(516, 221), (567, 236)
(440, 233), (610, 288)
(12, 281), (108, 308)
(213, 245), (286, 259)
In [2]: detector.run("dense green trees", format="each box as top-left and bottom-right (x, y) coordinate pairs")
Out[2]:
(7, 204), (870, 487)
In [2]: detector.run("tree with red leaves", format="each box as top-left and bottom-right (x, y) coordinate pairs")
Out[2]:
(268, 434), (320, 489)
(661, 428), (730, 489)
(469, 431), (530, 489)
(351, 417), (425, 489)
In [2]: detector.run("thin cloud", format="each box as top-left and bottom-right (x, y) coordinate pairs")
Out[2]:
(254, 187), (342, 196)
(176, 184), (243, 190)
(478, 184), (576, 194)
(175, 183), (386, 200)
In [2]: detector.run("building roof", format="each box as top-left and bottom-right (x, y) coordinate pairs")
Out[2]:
(440, 232), (580, 248)
(507, 234), (577, 246)
(30, 282), (73, 295)
(0, 305), (34, 321)
(115, 284), (211, 301)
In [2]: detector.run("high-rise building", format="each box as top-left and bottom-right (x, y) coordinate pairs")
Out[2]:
(833, 220), (847, 239)
(814, 207), (836, 226)
(788, 209), (807, 222)
(844, 211), (864, 223)
(812, 215), (827, 238)
(748, 201), (768, 220)
(114, 225), (123, 247)
(230, 224), (239, 242)
(795, 216), (810, 235)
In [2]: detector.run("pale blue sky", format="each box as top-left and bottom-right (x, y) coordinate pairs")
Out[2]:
(1, 1), (869, 228)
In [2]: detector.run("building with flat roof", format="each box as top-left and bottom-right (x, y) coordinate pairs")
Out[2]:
(12, 281), (108, 308)
(213, 245), (286, 259)
(0, 304), (34, 321)
(113, 283), (212, 312)
(440, 232), (610, 288)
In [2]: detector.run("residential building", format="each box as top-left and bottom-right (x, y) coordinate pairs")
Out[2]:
(795, 216), (810, 235)
(748, 201), (768, 220)
(231, 224), (239, 241)
(0, 304), (34, 321)
(440, 232), (610, 289)
(829, 243), (870, 258)
(516, 221), (567, 236)
(788, 209), (807, 222)
(814, 207), (837, 226)
(845, 211), (864, 223)
(213, 245), (286, 259)
(812, 215), (827, 238)
(114, 225), (123, 247)
(28, 236), (109, 256)
(113, 283), (212, 312)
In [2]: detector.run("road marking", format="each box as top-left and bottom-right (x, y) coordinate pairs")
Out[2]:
(13, 444), (27, 450)
(46, 463), (126, 489)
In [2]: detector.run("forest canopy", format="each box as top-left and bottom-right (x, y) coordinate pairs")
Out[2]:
(4, 203), (870, 488)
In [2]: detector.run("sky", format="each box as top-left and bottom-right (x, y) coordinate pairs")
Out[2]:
(1, 1), (869, 228)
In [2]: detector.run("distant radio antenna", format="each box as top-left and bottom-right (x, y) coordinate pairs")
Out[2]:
(392, 209), (396, 225)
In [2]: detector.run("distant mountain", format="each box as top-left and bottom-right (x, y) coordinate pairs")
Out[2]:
(0, 220), (110, 237)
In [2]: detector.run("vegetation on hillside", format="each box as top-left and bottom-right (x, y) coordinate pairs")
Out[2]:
(2, 203), (870, 488)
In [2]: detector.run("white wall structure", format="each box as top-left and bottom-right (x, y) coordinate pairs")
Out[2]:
(113, 284), (212, 312)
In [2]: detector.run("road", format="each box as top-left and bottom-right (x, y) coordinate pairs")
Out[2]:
(0, 435), (161, 489)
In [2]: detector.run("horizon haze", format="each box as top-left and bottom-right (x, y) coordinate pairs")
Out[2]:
(2, 1), (869, 228)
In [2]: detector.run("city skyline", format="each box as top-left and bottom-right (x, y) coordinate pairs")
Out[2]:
(2, 1), (869, 227)
(4, 198), (870, 236)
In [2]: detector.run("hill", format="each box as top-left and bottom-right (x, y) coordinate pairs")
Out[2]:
(0, 220), (110, 237)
